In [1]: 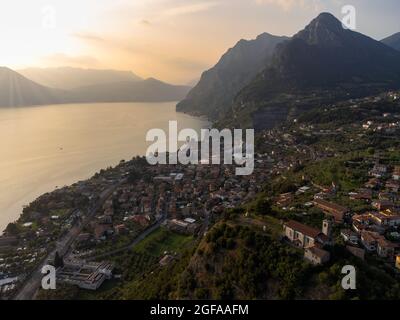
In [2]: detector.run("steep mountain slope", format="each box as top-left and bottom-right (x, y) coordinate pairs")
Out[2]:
(18, 67), (142, 90)
(381, 32), (400, 51)
(0, 67), (65, 107)
(176, 33), (289, 119)
(233, 13), (400, 129)
(70, 78), (192, 103)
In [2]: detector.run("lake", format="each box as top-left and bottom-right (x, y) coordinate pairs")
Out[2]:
(0, 102), (209, 233)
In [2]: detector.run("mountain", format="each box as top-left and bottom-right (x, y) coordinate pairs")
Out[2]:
(176, 33), (289, 119)
(0, 68), (191, 107)
(70, 78), (191, 103)
(381, 32), (400, 51)
(233, 13), (400, 129)
(0, 67), (65, 107)
(18, 67), (143, 90)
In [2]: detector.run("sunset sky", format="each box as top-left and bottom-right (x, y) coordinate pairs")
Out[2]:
(1, 0), (400, 84)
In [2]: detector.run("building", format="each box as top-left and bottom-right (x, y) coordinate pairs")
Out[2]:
(159, 254), (174, 266)
(372, 200), (394, 211)
(57, 261), (113, 291)
(360, 231), (380, 251)
(341, 229), (359, 245)
(377, 238), (398, 259)
(283, 220), (330, 248)
(276, 192), (294, 207)
(369, 164), (388, 178)
(314, 199), (349, 223)
(393, 166), (400, 181)
(346, 246), (365, 260)
(370, 212), (400, 228)
(396, 255), (400, 270)
(304, 246), (330, 265)
(322, 219), (333, 238)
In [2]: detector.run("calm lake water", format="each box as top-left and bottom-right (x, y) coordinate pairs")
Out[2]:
(0, 102), (209, 232)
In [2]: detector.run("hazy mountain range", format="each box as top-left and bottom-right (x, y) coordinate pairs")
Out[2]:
(18, 67), (143, 90)
(178, 13), (400, 129)
(0, 67), (191, 107)
(0, 67), (64, 107)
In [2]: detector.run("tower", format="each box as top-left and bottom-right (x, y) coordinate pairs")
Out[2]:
(322, 219), (333, 238)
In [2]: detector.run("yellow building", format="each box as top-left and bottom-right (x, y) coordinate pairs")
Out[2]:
(396, 255), (400, 270)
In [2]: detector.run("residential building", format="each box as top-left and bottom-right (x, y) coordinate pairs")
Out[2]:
(360, 231), (380, 251)
(377, 238), (398, 259)
(341, 229), (359, 245)
(304, 246), (330, 265)
(314, 199), (349, 223)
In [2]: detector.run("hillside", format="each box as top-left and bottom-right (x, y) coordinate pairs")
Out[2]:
(381, 32), (400, 51)
(230, 13), (400, 129)
(176, 33), (289, 119)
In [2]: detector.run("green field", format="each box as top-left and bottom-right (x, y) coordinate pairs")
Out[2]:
(133, 227), (193, 257)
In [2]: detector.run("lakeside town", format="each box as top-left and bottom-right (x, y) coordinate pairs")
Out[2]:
(1, 90), (400, 299)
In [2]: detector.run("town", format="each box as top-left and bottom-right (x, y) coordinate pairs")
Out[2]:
(1, 90), (400, 299)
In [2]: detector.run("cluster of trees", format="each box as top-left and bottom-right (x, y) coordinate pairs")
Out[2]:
(200, 223), (312, 299)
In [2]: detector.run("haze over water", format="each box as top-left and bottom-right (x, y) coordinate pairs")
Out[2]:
(0, 102), (209, 232)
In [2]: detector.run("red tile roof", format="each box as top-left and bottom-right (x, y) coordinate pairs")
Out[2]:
(284, 220), (321, 239)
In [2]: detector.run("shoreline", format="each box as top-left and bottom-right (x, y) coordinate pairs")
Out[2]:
(0, 102), (209, 234)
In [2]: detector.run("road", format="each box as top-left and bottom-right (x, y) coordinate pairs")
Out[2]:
(13, 182), (122, 300)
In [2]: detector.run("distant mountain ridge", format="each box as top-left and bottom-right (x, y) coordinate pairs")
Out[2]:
(0, 67), (64, 107)
(176, 33), (289, 119)
(381, 32), (400, 51)
(0, 68), (191, 107)
(18, 67), (143, 90)
(69, 78), (191, 103)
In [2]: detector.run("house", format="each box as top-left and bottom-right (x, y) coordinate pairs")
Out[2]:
(370, 212), (400, 228)
(372, 200), (394, 211)
(346, 246), (365, 260)
(386, 180), (400, 193)
(276, 192), (294, 207)
(129, 215), (151, 227)
(369, 164), (388, 178)
(159, 254), (174, 266)
(313, 199), (349, 223)
(283, 220), (331, 248)
(341, 229), (359, 245)
(304, 246), (330, 265)
(393, 166), (400, 181)
(349, 188), (372, 201)
(360, 231), (380, 251)
(94, 224), (112, 240)
(364, 178), (380, 189)
(377, 238), (398, 259)
(114, 224), (127, 235)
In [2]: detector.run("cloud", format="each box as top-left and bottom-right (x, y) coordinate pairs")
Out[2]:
(42, 53), (100, 67)
(140, 19), (151, 26)
(255, 0), (321, 11)
(163, 1), (220, 16)
(72, 32), (105, 42)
